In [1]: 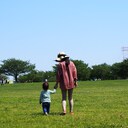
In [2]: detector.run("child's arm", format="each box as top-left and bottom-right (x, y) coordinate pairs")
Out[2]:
(39, 93), (42, 104)
(50, 89), (56, 94)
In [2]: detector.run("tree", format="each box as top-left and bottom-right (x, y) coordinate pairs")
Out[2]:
(111, 62), (121, 79)
(91, 63), (111, 80)
(18, 70), (45, 83)
(121, 59), (128, 79)
(72, 60), (91, 81)
(0, 74), (8, 80)
(42, 71), (56, 82)
(118, 59), (128, 79)
(111, 59), (128, 79)
(0, 58), (35, 82)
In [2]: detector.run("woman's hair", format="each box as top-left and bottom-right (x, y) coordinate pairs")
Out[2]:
(42, 82), (49, 90)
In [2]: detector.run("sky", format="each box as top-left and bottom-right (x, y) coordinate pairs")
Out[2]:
(0, 0), (128, 72)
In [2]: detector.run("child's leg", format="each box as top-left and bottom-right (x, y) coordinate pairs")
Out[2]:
(61, 89), (67, 114)
(42, 103), (48, 114)
(47, 103), (50, 114)
(68, 89), (74, 113)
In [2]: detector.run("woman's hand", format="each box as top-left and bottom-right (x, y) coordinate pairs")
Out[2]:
(74, 81), (78, 87)
(54, 83), (58, 89)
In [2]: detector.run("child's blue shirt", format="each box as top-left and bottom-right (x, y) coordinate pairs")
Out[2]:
(40, 89), (56, 103)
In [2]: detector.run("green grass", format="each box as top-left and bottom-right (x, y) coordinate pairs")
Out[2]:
(0, 80), (128, 128)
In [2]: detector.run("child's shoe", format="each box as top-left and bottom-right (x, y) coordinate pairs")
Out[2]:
(44, 112), (48, 116)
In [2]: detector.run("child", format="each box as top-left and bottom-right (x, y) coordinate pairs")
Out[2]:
(39, 80), (56, 115)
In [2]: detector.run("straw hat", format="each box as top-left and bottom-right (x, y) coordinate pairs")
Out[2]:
(55, 52), (69, 62)
(57, 52), (66, 58)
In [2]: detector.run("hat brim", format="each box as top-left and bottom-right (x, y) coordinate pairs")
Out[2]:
(55, 58), (61, 62)
(55, 56), (69, 62)
(57, 52), (66, 58)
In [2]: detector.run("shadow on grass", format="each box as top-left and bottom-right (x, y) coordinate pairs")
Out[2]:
(31, 112), (61, 117)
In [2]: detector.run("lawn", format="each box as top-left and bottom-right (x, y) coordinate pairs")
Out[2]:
(0, 80), (128, 128)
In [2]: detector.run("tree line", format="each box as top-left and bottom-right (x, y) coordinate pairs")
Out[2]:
(0, 58), (128, 83)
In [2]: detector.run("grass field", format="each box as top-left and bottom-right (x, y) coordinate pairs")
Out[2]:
(0, 80), (128, 128)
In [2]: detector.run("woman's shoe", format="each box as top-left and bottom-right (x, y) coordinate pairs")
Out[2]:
(60, 112), (66, 116)
(70, 112), (74, 115)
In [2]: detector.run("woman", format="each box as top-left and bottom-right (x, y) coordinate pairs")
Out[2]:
(54, 52), (78, 115)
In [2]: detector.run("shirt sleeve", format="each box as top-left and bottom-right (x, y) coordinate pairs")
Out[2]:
(72, 62), (77, 80)
(49, 89), (56, 94)
(56, 64), (62, 83)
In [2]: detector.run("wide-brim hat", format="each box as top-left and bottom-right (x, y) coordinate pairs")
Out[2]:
(57, 52), (66, 58)
(55, 52), (69, 62)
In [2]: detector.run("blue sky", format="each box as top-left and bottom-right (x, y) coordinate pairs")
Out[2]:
(0, 0), (128, 72)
